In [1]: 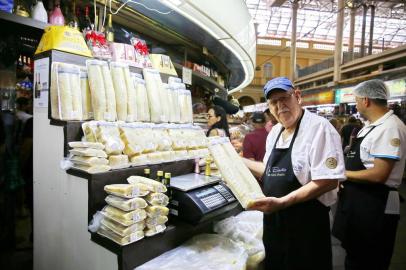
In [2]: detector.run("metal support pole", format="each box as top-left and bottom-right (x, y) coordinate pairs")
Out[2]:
(360, 4), (368, 57)
(368, 5), (375, 55)
(334, 0), (345, 83)
(290, 0), (298, 81)
(349, 6), (356, 61)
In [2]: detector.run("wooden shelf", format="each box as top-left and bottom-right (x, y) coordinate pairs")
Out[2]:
(0, 10), (48, 31)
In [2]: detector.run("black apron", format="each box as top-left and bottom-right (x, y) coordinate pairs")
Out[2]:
(262, 111), (331, 270)
(332, 126), (399, 270)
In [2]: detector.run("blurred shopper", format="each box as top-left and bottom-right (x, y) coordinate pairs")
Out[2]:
(244, 77), (345, 270)
(329, 118), (341, 132)
(264, 108), (278, 132)
(340, 116), (358, 150)
(333, 79), (406, 270)
(206, 105), (230, 137)
(243, 112), (268, 162)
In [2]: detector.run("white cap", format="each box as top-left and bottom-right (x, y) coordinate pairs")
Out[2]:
(353, 79), (390, 100)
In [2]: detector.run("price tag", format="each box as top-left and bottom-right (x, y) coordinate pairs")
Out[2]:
(182, 67), (192, 85)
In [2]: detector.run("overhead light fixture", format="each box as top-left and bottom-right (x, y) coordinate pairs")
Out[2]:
(160, 0), (183, 6)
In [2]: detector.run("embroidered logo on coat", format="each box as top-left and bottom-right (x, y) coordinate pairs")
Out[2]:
(325, 157), (338, 169)
(390, 138), (401, 147)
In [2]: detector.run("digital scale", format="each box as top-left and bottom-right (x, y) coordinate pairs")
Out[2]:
(169, 173), (238, 224)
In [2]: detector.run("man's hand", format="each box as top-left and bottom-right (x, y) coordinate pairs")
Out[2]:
(247, 197), (287, 213)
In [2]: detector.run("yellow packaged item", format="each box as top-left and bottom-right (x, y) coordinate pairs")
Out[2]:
(72, 164), (111, 174)
(145, 224), (166, 237)
(104, 183), (150, 198)
(97, 224), (144, 246)
(146, 206), (169, 217)
(101, 217), (145, 237)
(145, 216), (168, 228)
(69, 148), (107, 158)
(35, 26), (92, 57)
(68, 141), (104, 150)
(70, 156), (109, 166)
(105, 195), (147, 212)
(145, 193), (169, 206)
(149, 54), (177, 76)
(127, 176), (167, 193)
(103, 205), (147, 226)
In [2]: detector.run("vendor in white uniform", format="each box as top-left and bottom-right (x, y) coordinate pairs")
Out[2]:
(332, 79), (406, 270)
(244, 77), (345, 270)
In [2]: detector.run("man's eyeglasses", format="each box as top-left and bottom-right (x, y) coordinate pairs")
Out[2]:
(267, 92), (294, 106)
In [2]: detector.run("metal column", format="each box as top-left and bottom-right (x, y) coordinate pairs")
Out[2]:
(290, 0), (298, 81)
(368, 5), (375, 55)
(334, 0), (345, 83)
(360, 4), (368, 57)
(349, 6), (357, 61)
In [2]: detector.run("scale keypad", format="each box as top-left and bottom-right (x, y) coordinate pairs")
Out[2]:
(201, 193), (226, 209)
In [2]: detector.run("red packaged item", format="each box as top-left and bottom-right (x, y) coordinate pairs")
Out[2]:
(130, 37), (152, 68)
(84, 30), (112, 60)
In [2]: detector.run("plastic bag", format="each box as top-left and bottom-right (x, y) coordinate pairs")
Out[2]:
(135, 234), (248, 270)
(102, 205), (147, 225)
(120, 123), (157, 156)
(152, 125), (172, 151)
(104, 183), (150, 198)
(96, 122), (125, 155)
(110, 62), (128, 121)
(101, 216), (145, 237)
(97, 224), (144, 246)
(80, 67), (93, 120)
(105, 195), (148, 212)
(143, 68), (164, 123)
(82, 121), (99, 142)
(132, 75), (150, 122)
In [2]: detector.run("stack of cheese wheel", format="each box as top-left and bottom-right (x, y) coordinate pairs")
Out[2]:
(99, 183), (150, 245)
(127, 176), (169, 237)
(68, 141), (110, 174)
(207, 137), (265, 209)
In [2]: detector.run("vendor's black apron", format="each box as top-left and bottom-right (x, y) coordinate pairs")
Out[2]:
(262, 112), (331, 270)
(332, 126), (399, 270)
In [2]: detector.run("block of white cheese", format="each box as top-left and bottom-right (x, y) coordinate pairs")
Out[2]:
(146, 205), (169, 217)
(105, 195), (147, 212)
(104, 183), (150, 198)
(70, 156), (109, 166)
(208, 137), (265, 209)
(110, 62), (128, 121)
(101, 64), (117, 121)
(87, 60), (107, 120)
(101, 216), (145, 237)
(80, 67), (93, 120)
(96, 122), (125, 155)
(68, 141), (105, 150)
(144, 224), (166, 237)
(97, 224), (144, 245)
(145, 215), (168, 228)
(108, 154), (130, 170)
(103, 205), (147, 225)
(132, 75), (150, 122)
(69, 148), (107, 158)
(123, 68), (137, 122)
(145, 193), (169, 206)
(143, 68), (163, 123)
(127, 176), (167, 193)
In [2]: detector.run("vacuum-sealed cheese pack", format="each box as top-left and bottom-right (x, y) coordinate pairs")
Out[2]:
(80, 67), (93, 120)
(109, 154), (130, 170)
(68, 141), (104, 149)
(82, 121), (98, 142)
(143, 68), (164, 123)
(104, 183), (150, 198)
(96, 122), (125, 155)
(127, 176), (167, 193)
(132, 75), (150, 122)
(145, 215), (168, 228)
(102, 205), (147, 225)
(144, 224), (166, 237)
(86, 60), (107, 120)
(105, 195), (148, 211)
(110, 62), (128, 121)
(97, 224), (144, 245)
(70, 156), (109, 166)
(72, 164), (111, 174)
(50, 62), (83, 120)
(69, 148), (107, 158)
(101, 216), (145, 237)
(146, 205), (169, 217)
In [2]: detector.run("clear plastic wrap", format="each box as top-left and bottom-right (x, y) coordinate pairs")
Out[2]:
(82, 121), (98, 142)
(70, 156), (109, 166)
(135, 234), (248, 270)
(208, 138), (265, 209)
(214, 211), (265, 269)
(132, 75), (150, 122)
(108, 154), (130, 170)
(102, 205), (147, 225)
(146, 205), (169, 217)
(130, 154), (149, 166)
(143, 68), (164, 123)
(152, 125), (172, 151)
(105, 195), (148, 212)
(127, 176), (167, 193)
(101, 216), (145, 237)
(68, 141), (104, 149)
(50, 62), (83, 120)
(145, 224), (166, 237)
(97, 224), (144, 246)
(124, 69), (137, 122)
(80, 67), (93, 120)
(120, 123), (157, 156)
(168, 127), (188, 150)
(147, 152), (164, 165)
(145, 215), (168, 228)
(104, 183), (150, 198)
(160, 83), (171, 123)
(110, 62), (128, 121)
(72, 164), (111, 174)
(96, 122), (125, 155)
(86, 60), (117, 121)
(69, 148), (107, 158)
(177, 84), (193, 123)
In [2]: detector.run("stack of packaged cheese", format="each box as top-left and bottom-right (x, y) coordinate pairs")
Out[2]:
(127, 176), (170, 237)
(98, 176), (169, 245)
(68, 141), (111, 174)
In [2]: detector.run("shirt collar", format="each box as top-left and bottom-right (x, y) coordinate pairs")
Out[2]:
(365, 110), (393, 127)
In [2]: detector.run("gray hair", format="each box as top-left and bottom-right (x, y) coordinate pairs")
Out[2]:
(353, 79), (389, 100)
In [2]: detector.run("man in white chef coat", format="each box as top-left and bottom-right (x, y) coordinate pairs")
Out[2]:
(332, 79), (406, 270)
(244, 77), (345, 270)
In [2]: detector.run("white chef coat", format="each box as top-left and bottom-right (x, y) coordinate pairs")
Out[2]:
(263, 109), (346, 206)
(356, 110), (406, 214)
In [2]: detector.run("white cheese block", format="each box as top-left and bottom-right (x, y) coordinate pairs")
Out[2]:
(105, 195), (148, 211)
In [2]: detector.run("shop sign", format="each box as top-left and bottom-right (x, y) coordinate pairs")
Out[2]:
(182, 67), (192, 85)
(301, 89), (334, 106)
(386, 79), (406, 97)
(335, 87), (355, 104)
